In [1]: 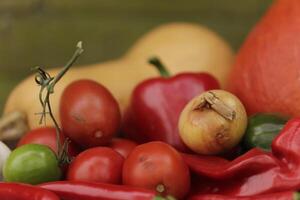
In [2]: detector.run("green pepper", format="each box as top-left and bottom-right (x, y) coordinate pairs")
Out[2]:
(242, 113), (288, 151)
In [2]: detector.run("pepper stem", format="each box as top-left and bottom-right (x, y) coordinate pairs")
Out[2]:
(148, 57), (171, 78)
(34, 41), (84, 165)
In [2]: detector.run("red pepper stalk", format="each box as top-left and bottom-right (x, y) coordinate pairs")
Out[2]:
(122, 57), (220, 152)
(0, 182), (60, 200)
(183, 117), (300, 197)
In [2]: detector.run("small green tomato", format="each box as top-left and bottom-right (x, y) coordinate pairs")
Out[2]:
(3, 144), (61, 184)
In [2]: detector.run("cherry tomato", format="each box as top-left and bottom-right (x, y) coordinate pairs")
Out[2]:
(3, 144), (61, 184)
(60, 80), (121, 148)
(122, 141), (190, 199)
(67, 147), (124, 184)
(17, 127), (79, 157)
(108, 138), (138, 158)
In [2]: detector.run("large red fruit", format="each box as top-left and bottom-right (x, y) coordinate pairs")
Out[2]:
(228, 0), (300, 116)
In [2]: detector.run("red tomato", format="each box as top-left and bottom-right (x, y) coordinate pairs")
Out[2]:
(17, 127), (78, 157)
(60, 80), (121, 148)
(67, 147), (124, 184)
(108, 138), (138, 158)
(122, 141), (190, 199)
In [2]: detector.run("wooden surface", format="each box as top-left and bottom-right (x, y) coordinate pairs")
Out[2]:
(0, 0), (273, 113)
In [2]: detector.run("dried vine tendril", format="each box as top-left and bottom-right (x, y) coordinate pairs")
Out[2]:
(33, 41), (84, 165)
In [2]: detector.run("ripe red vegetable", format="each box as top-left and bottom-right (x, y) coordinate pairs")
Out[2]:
(123, 58), (220, 152)
(228, 0), (300, 116)
(108, 138), (138, 158)
(67, 147), (124, 184)
(122, 141), (190, 199)
(60, 80), (121, 148)
(182, 117), (300, 196)
(17, 127), (78, 157)
(0, 182), (60, 200)
(39, 181), (157, 200)
(188, 191), (298, 200)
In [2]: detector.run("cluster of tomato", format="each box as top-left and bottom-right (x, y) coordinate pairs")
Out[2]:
(3, 77), (193, 199)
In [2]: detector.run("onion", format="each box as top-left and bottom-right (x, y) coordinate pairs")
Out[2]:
(178, 90), (247, 155)
(0, 141), (11, 180)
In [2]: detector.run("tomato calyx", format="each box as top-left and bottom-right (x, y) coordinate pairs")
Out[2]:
(155, 183), (177, 200)
(156, 183), (166, 194)
(33, 41), (84, 166)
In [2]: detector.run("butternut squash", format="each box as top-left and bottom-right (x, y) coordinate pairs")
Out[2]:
(1, 22), (234, 139)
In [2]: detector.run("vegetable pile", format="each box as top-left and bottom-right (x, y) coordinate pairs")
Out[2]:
(1, 1), (300, 199)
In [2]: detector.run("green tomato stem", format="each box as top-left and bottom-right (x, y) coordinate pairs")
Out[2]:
(34, 41), (84, 165)
(49, 42), (84, 93)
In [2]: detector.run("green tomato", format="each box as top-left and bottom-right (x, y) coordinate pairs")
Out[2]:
(3, 144), (61, 184)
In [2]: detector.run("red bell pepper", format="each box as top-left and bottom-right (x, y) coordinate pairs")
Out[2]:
(39, 180), (158, 200)
(0, 182), (60, 200)
(122, 57), (220, 152)
(183, 117), (300, 197)
(189, 190), (299, 200)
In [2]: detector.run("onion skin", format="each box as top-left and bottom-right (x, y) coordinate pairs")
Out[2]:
(178, 90), (247, 155)
(0, 141), (11, 180)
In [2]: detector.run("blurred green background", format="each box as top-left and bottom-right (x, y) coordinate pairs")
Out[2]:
(0, 0), (273, 113)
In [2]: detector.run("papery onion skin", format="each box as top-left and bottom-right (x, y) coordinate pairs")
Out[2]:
(178, 90), (247, 155)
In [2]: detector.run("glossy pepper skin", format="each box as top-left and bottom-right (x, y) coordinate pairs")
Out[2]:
(189, 191), (299, 200)
(122, 58), (220, 152)
(242, 113), (288, 151)
(0, 182), (60, 200)
(183, 117), (300, 196)
(39, 181), (157, 200)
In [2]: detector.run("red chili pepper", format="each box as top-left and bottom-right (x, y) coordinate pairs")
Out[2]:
(182, 148), (279, 179)
(183, 118), (300, 196)
(189, 190), (299, 200)
(39, 181), (158, 200)
(122, 57), (220, 152)
(0, 182), (60, 200)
